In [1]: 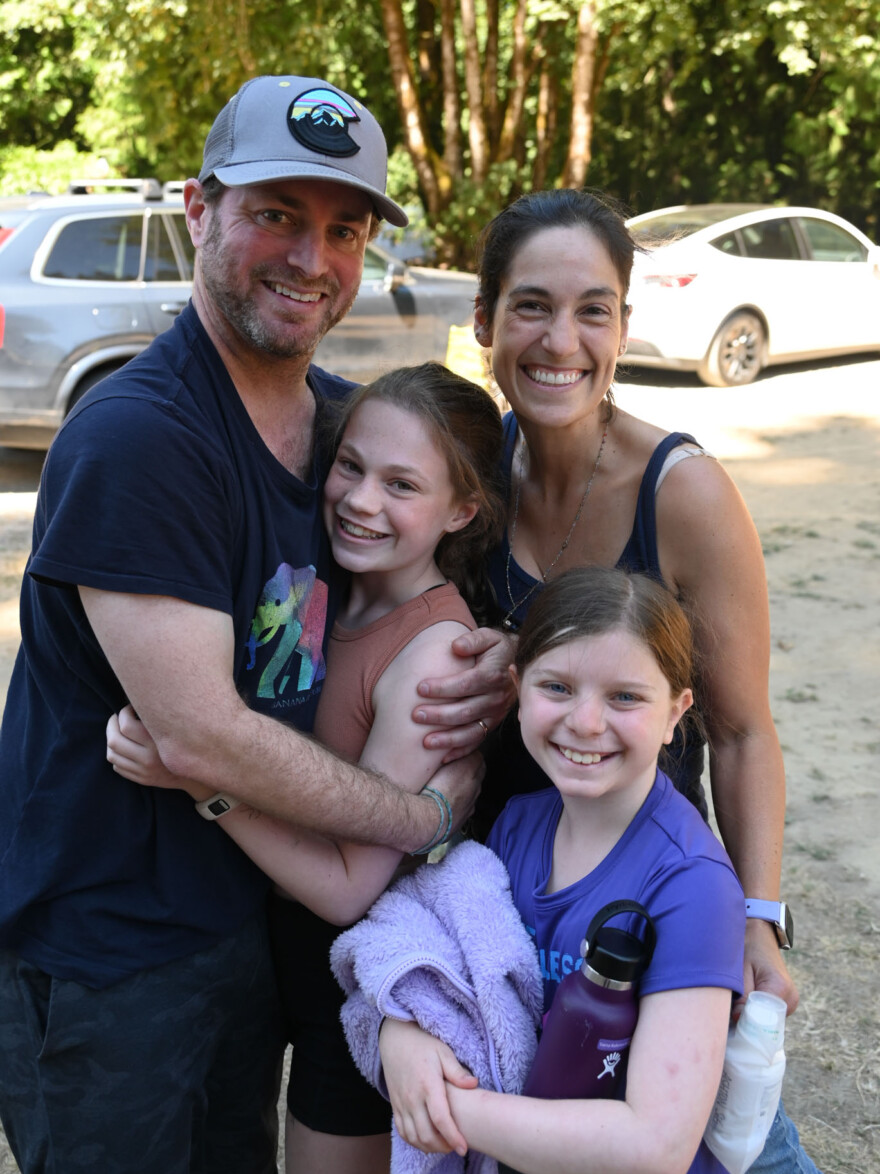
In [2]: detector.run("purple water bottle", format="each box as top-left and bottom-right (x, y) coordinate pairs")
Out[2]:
(521, 900), (656, 1100)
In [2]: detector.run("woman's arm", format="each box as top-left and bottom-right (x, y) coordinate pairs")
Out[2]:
(107, 622), (477, 925)
(656, 456), (796, 1011)
(385, 987), (731, 1174)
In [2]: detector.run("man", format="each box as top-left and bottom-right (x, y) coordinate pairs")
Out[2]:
(0, 76), (500, 1174)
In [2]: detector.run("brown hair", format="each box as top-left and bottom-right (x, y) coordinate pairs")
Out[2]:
(514, 566), (695, 700)
(329, 362), (506, 616)
(476, 188), (638, 325)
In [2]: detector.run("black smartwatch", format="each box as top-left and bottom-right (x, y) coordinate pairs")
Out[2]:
(745, 899), (794, 950)
(195, 792), (241, 820)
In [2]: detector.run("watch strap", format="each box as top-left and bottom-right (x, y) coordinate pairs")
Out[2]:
(196, 792), (241, 820)
(745, 899), (793, 949)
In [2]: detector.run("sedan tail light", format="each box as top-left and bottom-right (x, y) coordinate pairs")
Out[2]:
(0, 227), (15, 248)
(642, 273), (698, 288)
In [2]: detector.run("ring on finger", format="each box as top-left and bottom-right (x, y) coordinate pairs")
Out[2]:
(478, 719), (489, 739)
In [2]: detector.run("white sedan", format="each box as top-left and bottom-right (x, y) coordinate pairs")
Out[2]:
(623, 204), (880, 386)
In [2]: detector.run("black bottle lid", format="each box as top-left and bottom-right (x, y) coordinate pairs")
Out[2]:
(581, 900), (657, 984)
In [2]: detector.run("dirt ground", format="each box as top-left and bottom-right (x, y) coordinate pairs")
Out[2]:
(0, 354), (878, 1173)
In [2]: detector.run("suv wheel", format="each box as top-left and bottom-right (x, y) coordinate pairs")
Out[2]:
(66, 364), (125, 414)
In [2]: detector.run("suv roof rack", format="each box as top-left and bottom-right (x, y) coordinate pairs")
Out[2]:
(66, 178), (164, 200)
(162, 181), (187, 196)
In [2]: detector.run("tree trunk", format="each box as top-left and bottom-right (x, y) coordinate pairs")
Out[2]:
(459, 0), (490, 182)
(562, 0), (598, 188)
(482, 0), (500, 149)
(533, 49), (557, 190)
(234, 0), (258, 76)
(416, 0), (442, 148)
(496, 0), (529, 163)
(440, 0), (462, 177)
(378, 0), (448, 212)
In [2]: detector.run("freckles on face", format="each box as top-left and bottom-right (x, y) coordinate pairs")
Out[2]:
(515, 630), (685, 798)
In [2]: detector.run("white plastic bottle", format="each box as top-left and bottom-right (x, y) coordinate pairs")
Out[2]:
(703, 991), (787, 1174)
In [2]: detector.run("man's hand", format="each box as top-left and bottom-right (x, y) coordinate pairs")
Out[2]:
(379, 1019), (477, 1155)
(736, 919), (799, 1017)
(413, 628), (516, 761)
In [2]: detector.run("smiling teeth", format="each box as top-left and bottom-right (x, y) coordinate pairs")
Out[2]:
(560, 747), (603, 764)
(340, 519), (385, 540)
(270, 283), (321, 302)
(526, 368), (582, 386)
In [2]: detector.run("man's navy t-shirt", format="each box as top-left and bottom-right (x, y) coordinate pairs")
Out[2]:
(0, 303), (352, 988)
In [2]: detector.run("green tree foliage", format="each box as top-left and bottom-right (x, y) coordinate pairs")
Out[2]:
(590, 0), (880, 236)
(0, 0), (97, 149)
(83, 0), (402, 178)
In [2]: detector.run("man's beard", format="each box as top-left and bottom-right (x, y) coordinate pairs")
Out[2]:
(198, 214), (359, 360)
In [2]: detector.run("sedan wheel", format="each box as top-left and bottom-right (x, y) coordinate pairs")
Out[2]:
(698, 311), (766, 387)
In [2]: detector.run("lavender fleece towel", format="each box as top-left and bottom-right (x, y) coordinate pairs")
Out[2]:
(330, 840), (543, 1174)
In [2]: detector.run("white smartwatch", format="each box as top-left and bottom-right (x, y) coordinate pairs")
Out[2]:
(745, 899), (794, 949)
(195, 792), (241, 820)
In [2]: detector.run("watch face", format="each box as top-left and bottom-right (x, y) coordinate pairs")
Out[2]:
(208, 798), (231, 816)
(780, 903), (794, 949)
(745, 899), (794, 949)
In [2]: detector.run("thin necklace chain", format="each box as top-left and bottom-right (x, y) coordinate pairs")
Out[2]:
(503, 426), (608, 630)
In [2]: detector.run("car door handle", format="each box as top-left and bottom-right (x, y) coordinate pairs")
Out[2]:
(160, 302), (187, 316)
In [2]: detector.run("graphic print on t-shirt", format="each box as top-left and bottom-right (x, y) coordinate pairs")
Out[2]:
(244, 563), (328, 703)
(524, 922), (581, 987)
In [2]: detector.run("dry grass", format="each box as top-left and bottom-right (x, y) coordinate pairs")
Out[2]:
(778, 856), (880, 1174)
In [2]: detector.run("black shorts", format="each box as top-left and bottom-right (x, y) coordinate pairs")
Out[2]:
(0, 914), (283, 1174)
(268, 892), (392, 1137)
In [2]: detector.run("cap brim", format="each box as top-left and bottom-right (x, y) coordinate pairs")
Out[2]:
(210, 160), (409, 227)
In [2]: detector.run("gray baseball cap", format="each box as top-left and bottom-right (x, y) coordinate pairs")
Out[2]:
(199, 75), (408, 227)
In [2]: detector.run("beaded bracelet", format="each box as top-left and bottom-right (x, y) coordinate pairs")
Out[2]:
(410, 786), (453, 856)
(430, 787), (453, 845)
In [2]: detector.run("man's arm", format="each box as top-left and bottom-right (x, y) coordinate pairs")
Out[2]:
(82, 588), (480, 852)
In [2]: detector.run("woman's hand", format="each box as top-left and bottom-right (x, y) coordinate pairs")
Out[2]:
(379, 1019), (477, 1155)
(106, 704), (211, 799)
(413, 627), (517, 762)
(738, 919), (799, 1017)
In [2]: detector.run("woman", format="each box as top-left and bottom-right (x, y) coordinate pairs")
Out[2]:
(413, 188), (818, 1172)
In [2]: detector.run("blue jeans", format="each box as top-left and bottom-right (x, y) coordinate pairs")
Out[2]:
(748, 1101), (822, 1173)
(0, 913), (284, 1174)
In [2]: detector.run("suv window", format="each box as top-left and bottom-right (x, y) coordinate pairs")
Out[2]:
(43, 214), (144, 281)
(170, 213), (195, 277)
(361, 246), (389, 282)
(798, 217), (867, 263)
(740, 219), (800, 261)
(145, 213), (181, 281)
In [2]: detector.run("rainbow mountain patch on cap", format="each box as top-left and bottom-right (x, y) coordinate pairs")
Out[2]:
(288, 89), (361, 158)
